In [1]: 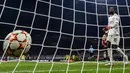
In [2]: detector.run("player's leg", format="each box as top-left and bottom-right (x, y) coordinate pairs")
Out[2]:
(105, 41), (113, 66)
(105, 35), (113, 66)
(113, 35), (128, 64)
(117, 47), (128, 64)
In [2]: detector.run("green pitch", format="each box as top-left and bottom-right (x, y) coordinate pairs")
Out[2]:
(0, 61), (130, 73)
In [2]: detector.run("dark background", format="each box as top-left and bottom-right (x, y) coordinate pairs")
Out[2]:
(0, 0), (130, 56)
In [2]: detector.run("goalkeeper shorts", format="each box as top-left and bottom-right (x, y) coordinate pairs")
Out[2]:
(107, 34), (120, 45)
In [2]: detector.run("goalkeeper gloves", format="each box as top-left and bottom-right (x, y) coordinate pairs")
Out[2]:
(103, 26), (112, 32)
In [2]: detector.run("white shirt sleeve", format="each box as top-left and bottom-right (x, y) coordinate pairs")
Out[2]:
(108, 14), (120, 35)
(110, 15), (120, 28)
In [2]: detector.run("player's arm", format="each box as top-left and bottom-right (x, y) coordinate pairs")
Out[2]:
(107, 16), (120, 29)
(110, 15), (120, 28)
(103, 15), (120, 32)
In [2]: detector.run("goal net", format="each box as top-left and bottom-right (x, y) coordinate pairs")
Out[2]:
(0, 0), (130, 73)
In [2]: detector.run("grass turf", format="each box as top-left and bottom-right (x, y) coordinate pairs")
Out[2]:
(0, 61), (130, 73)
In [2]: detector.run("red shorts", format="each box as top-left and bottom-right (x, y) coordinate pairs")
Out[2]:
(102, 40), (107, 48)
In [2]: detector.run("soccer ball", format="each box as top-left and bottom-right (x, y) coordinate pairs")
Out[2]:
(3, 30), (32, 57)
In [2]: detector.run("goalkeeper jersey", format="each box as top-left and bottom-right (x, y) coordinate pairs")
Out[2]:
(108, 13), (120, 36)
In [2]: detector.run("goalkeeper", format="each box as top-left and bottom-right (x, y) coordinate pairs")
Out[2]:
(103, 7), (128, 66)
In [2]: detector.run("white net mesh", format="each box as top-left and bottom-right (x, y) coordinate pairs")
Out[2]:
(0, 0), (130, 73)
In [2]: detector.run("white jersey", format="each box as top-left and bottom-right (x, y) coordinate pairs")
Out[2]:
(108, 13), (120, 36)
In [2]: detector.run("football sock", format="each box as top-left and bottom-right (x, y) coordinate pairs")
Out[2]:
(117, 47), (126, 57)
(107, 48), (113, 63)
